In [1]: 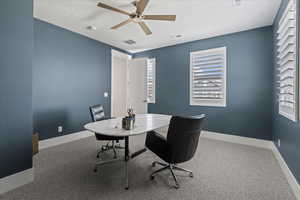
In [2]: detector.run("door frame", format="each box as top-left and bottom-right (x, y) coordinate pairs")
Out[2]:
(111, 49), (132, 117)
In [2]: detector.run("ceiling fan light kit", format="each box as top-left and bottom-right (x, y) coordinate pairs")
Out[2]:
(97, 0), (176, 36)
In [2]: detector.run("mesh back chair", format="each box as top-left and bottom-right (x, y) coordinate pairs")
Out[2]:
(89, 104), (124, 172)
(146, 115), (205, 188)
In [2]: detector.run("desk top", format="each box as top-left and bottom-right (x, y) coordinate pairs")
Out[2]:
(84, 114), (171, 137)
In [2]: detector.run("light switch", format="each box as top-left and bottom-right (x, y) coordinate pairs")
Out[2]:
(104, 92), (109, 98)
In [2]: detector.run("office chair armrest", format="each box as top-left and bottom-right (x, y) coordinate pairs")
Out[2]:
(146, 131), (169, 160)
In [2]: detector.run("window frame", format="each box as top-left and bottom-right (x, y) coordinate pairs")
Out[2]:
(276, 0), (299, 122)
(189, 47), (227, 107)
(146, 58), (156, 104)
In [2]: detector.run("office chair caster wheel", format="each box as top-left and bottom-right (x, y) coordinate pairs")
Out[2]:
(152, 162), (156, 167)
(96, 154), (100, 158)
(150, 175), (155, 180)
(189, 172), (194, 178)
(174, 184), (180, 189)
(94, 167), (98, 173)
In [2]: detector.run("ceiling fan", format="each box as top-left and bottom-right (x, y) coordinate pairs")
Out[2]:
(97, 0), (176, 35)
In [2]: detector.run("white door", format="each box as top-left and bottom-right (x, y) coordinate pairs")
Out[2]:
(111, 56), (128, 117)
(127, 58), (148, 114)
(127, 58), (148, 152)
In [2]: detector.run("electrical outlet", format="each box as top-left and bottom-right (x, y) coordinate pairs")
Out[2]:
(58, 126), (63, 133)
(278, 139), (281, 147)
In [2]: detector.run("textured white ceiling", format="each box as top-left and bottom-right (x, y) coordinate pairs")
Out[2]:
(34, 0), (281, 53)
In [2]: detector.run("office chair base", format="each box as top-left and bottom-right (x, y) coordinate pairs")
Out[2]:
(94, 156), (124, 173)
(96, 141), (124, 159)
(152, 161), (167, 167)
(150, 162), (193, 189)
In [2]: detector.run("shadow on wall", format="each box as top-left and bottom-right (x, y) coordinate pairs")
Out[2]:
(34, 109), (69, 140)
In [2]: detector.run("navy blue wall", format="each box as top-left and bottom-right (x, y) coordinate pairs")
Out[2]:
(0, 0), (33, 178)
(34, 19), (123, 140)
(135, 27), (274, 140)
(272, 0), (300, 183)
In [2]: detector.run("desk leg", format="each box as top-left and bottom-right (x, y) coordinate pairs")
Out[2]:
(125, 136), (129, 190)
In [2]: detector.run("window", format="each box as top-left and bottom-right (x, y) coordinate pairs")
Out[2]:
(190, 47), (227, 107)
(146, 58), (156, 103)
(276, 0), (298, 122)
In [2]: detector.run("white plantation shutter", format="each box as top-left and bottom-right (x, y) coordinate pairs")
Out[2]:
(146, 58), (156, 103)
(190, 47), (227, 107)
(276, 0), (298, 122)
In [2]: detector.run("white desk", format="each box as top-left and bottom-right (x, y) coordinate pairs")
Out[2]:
(84, 114), (171, 189)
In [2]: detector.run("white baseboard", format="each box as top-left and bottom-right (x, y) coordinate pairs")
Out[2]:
(0, 130), (298, 199)
(39, 130), (94, 150)
(201, 130), (300, 200)
(0, 131), (93, 194)
(0, 168), (34, 195)
(201, 131), (271, 149)
(270, 143), (300, 200)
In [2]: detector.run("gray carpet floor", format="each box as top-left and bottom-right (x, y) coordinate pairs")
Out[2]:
(0, 136), (296, 200)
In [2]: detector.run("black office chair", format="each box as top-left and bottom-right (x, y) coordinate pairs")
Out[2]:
(146, 115), (205, 188)
(89, 104), (124, 160)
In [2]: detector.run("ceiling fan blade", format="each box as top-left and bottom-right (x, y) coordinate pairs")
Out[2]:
(143, 15), (176, 21)
(97, 2), (131, 16)
(138, 21), (152, 35)
(136, 0), (149, 14)
(111, 19), (132, 30)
